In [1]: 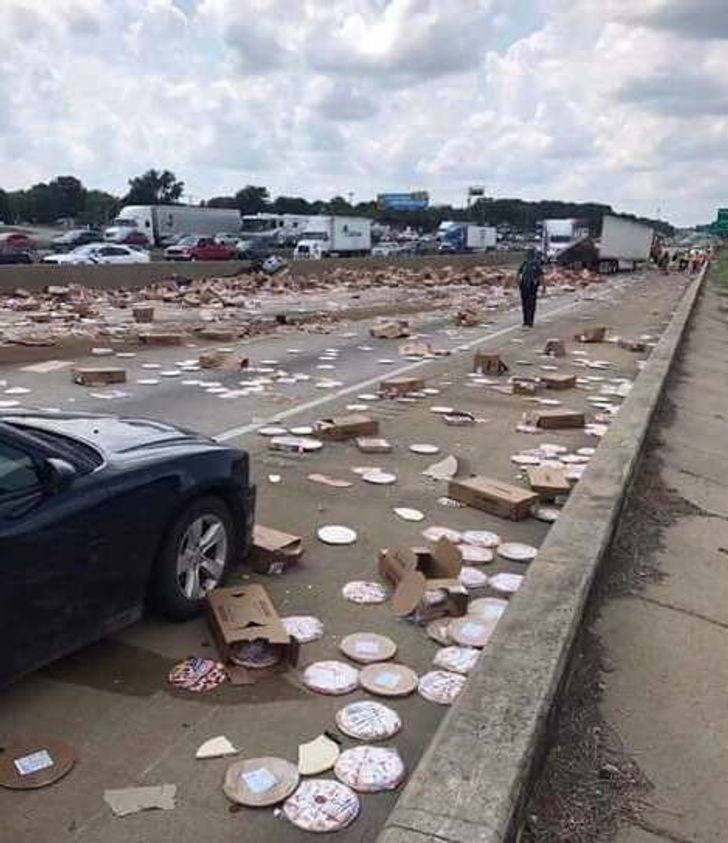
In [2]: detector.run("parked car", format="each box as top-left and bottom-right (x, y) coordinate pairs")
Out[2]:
(0, 410), (256, 686)
(371, 241), (401, 257)
(158, 232), (191, 248)
(0, 248), (33, 265)
(0, 232), (36, 252)
(50, 228), (101, 253)
(214, 232), (241, 246)
(118, 230), (151, 247)
(164, 236), (238, 261)
(42, 243), (150, 265)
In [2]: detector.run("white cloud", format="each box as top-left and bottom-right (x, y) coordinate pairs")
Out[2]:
(0, 0), (724, 223)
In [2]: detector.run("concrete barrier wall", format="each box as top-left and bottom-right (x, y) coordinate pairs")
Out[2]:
(0, 251), (521, 293)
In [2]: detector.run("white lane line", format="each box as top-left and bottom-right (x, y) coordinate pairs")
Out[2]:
(214, 294), (587, 442)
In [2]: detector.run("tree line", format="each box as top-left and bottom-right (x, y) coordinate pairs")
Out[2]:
(0, 169), (673, 235)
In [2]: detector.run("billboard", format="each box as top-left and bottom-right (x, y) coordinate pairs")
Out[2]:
(468, 186), (485, 197)
(377, 191), (429, 211)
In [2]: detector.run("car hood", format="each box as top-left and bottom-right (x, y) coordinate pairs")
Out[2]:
(1, 411), (216, 458)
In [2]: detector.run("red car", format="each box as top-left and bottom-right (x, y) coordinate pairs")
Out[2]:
(119, 230), (151, 247)
(164, 236), (237, 261)
(0, 232), (36, 252)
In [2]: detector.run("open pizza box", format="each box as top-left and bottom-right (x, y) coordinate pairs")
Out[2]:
(378, 537), (469, 623)
(206, 584), (299, 685)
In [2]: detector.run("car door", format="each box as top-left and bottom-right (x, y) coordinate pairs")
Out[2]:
(0, 434), (93, 685)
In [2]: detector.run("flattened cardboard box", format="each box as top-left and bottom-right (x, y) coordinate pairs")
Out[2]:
(315, 414), (379, 441)
(378, 537), (469, 622)
(251, 524), (303, 575)
(575, 326), (607, 343)
(206, 584), (299, 684)
(527, 465), (571, 497)
(448, 475), (538, 521)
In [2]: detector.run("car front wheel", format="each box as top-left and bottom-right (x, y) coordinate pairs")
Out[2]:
(152, 496), (234, 620)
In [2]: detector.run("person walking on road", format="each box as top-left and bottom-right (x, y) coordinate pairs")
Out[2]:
(518, 248), (544, 327)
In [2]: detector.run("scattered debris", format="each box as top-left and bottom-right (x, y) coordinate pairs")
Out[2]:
(168, 657), (227, 693)
(281, 616), (324, 644)
(318, 525), (358, 545)
(104, 784), (177, 817)
(251, 525), (303, 575)
(341, 581), (390, 605)
(307, 473), (353, 488)
(298, 734), (341, 776)
(196, 736), (238, 760)
(0, 741), (76, 790)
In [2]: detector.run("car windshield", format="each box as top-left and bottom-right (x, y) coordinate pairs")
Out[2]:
(7, 425), (103, 471)
(303, 232), (326, 241)
(176, 236), (198, 246)
(111, 218), (137, 228)
(70, 244), (97, 255)
(549, 235), (572, 244)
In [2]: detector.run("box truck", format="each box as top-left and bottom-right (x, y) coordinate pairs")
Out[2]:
(555, 215), (655, 272)
(104, 205), (241, 246)
(294, 216), (371, 259)
(438, 223), (496, 253)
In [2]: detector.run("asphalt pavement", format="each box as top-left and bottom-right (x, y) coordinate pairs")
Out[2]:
(0, 269), (690, 843)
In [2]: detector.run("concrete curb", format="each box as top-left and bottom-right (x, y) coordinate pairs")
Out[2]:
(377, 269), (707, 843)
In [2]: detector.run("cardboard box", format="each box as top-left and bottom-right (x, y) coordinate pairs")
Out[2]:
(379, 376), (426, 396)
(473, 351), (508, 375)
(378, 538), (469, 622)
(199, 351), (249, 371)
(72, 367), (127, 386)
(543, 338), (566, 357)
(138, 332), (183, 346)
(527, 466), (571, 497)
(315, 414), (379, 441)
(132, 305), (154, 323)
(206, 584), (299, 684)
(575, 326), (607, 343)
(619, 338), (647, 353)
(370, 320), (410, 339)
(542, 372), (576, 390)
(355, 437), (392, 454)
(512, 377), (540, 396)
(533, 409), (585, 429)
(251, 524), (303, 575)
(447, 475), (538, 521)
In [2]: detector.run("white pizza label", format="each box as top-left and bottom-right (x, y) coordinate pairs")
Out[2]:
(14, 750), (54, 776)
(374, 671), (400, 689)
(462, 622), (485, 639)
(355, 641), (380, 655)
(242, 767), (278, 794)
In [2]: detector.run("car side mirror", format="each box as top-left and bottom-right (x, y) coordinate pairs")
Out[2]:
(44, 457), (77, 494)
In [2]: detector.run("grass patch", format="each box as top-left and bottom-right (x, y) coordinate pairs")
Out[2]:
(711, 249), (728, 293)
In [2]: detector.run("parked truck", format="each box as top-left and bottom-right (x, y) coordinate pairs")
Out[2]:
(555, 215), (655, 273)
(104, 205), (241, 246)
(294, 216), (371, 259)
(240, 213), (312, 246)
(542, 218), (590, 261)
(438, 223), (497, 253)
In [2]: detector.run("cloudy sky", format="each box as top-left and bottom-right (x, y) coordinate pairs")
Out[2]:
(1, 0), (726, 225)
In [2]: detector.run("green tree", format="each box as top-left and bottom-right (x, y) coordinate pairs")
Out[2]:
(234, 185), (269, 214)
(49, 175), (87, 219)
(0, 189), (11, 223)
(124, 169), (184, 205)
(326, 195), (352, 214)
(78, 190), (119, 225)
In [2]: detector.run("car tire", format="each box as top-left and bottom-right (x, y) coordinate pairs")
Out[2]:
(151, 496), (234, 620)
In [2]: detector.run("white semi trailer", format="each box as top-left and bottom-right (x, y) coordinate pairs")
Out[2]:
(104, 205), (241, 246)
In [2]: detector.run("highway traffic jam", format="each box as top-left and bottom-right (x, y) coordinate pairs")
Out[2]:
(0, 201), (693, 838)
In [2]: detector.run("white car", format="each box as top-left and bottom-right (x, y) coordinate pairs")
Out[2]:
(371, 241), (401, 257)
(43, 243), (151, 265)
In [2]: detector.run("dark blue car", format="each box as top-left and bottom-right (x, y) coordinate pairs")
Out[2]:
(0, 412), (255, 687)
